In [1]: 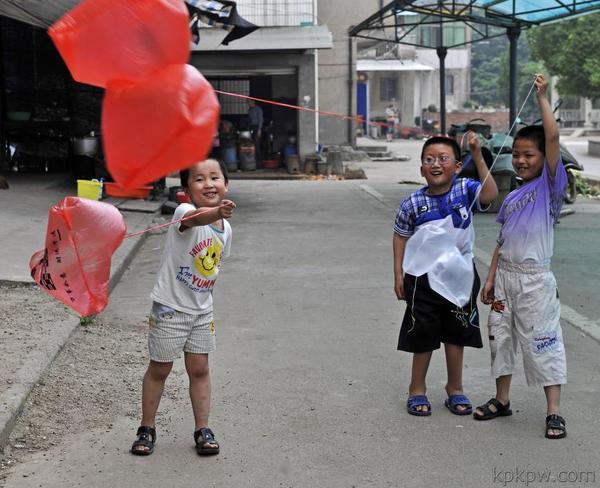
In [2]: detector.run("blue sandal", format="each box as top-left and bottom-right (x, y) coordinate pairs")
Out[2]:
(444, 394), (473, 415)
(407, 395), (432, 416)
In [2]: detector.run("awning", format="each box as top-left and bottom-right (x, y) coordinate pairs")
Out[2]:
(350, 1), (600, 133)
(356, 59), (434, 72)
(470, 0), (600, 25)
(0, 0), (77, 28)
(192, 25), (332, 51)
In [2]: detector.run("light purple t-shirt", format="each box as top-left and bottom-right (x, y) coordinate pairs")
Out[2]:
(496, 160), (567, 265)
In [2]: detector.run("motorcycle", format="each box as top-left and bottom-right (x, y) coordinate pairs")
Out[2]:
(449, 103), (583, 204)
(448, 118), (517, 212)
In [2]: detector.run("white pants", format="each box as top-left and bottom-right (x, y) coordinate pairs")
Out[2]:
(488, 260), (567, 387)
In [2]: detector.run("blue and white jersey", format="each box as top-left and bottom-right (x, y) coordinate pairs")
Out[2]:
(394, 178), (484, 238)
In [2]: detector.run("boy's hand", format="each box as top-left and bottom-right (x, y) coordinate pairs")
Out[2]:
(534, 73), (548, 97)
(394, 274), (405, 300)
(466, 130), (481, 154)
(480, 280), (495, 304)
(218, 199), (236, 219)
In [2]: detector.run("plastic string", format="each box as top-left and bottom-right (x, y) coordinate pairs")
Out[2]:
(463, 76), (538, 217)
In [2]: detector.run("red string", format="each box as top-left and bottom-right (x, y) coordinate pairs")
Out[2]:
(124, 89), (397, 240)
(214, 89), (393, 128)
(123, 208), (213, 239)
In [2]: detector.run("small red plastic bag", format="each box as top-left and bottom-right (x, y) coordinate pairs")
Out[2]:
(103, 64), (220, 188)
(29, 197), (126, 317)
(48, 0), (190, 88)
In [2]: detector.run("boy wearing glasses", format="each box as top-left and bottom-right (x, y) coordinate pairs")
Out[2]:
(393, 133), (498, 416)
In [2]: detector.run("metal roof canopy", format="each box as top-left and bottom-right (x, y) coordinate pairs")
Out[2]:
(350, 1), (600, 133)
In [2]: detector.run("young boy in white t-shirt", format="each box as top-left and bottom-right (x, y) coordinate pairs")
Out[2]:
(131, 159), (235, 456)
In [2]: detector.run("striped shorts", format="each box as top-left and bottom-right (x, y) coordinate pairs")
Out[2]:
(148, 302), (216, 362)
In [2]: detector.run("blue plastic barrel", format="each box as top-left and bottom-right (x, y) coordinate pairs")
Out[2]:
(221, 145), (237, 171)
(283, 144), (297, 162)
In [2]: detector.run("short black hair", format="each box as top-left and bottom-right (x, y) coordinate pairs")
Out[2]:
(420, 136), (461, 162)
(180, 158), (229, 188)
(513, 125), (545, 154)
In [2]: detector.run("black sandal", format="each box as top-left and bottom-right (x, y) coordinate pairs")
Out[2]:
(194, 427), (220, 456)
(473, 398), (512, 421)
(545, 414), (566, 439)
(131, 425), (156, 456)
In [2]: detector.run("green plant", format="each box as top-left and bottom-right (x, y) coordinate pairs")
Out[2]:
(574, 171), (600, 197)
(80, 315), (96, 326)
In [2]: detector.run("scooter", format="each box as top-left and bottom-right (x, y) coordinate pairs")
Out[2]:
(450, 105), (584, 204)
(448, 118), (518, 192)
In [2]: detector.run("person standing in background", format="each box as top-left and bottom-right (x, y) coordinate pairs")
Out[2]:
(248, 99), (264, 164)
(385, 102), (398, 142)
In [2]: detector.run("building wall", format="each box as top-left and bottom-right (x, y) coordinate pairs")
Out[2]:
(363, 48), (471, 131)
(317, 0), (380, 147)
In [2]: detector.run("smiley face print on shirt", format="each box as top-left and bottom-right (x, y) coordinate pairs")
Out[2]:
(193, 238), (223, 278)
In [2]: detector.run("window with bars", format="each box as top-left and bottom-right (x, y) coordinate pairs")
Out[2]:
(380, 77), (398, 101)
(235, 0), (314, 26)
(211, 79), (250, 115)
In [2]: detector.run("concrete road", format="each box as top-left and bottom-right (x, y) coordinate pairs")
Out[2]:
(3, 165), (599, 487)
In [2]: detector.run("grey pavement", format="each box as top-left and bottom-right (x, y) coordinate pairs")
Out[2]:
(1, 155), (600, 487)
(562, 137), (600, 180)
(0, 173), (162, 448)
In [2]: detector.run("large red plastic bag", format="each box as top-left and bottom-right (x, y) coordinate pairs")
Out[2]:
(29, 197), (126, 317)
(103, 64), (220, 188)
(48, 0), (190, 88)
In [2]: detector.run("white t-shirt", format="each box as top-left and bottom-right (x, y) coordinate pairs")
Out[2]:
(151, 203), (232, 315)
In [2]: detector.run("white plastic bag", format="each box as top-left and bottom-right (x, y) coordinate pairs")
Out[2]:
(403, 215), (474, 307)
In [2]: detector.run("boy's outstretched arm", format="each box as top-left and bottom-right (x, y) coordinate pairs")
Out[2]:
(467, 131), (498, 205)
(180, 200), (236, 230)
(393, 233), (408, 300)
(535, 74), (561, 176)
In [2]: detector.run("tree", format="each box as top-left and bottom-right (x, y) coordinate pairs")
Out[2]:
(471, 36), (507, 106)
(497, 38), (547, 121)
(528, 13), (600, 100)
(471, 33), (533, 110)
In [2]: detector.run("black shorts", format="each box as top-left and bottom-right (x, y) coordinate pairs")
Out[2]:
(398, 265), (483, 353)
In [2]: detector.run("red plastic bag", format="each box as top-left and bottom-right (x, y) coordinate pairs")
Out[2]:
(48, 0), (190, 88)
(29, 197), (126, 317)
(103, 64), (220, 188)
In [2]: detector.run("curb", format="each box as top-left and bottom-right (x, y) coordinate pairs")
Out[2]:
(0, 212), (152, 451)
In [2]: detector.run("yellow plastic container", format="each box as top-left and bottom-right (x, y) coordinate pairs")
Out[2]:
(77, 179), (103, 200)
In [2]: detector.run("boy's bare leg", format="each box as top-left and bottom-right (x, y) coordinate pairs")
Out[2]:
(474, 374), (512, 417)
(141, 360), (173, 426)
(544, 384), (563, 437)
(444, 343), (469, 412)
(185, 352), (217, 448)
(409, 351), (433, 413)
(133, 360), (173, 453)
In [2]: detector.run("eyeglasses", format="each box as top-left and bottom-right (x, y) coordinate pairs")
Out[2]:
(421, 155), (458, 166)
